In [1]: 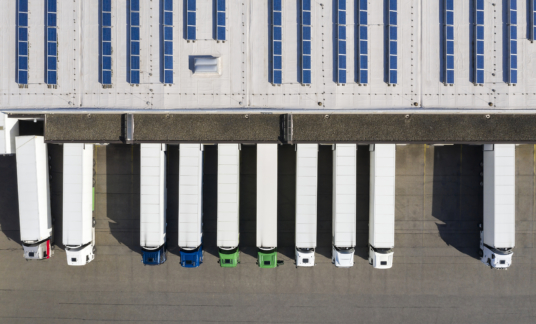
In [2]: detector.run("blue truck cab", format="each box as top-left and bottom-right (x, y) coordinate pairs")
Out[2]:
(180, 245), (204, 268)
(142, 244), (167, 265)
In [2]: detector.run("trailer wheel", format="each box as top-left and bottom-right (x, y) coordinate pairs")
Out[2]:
(478, 249), (483, 257)
(92, 218), (96, 227)
(92, 246), (96, 254)
(487, 259), (492, 268)
(478, 223), (482, 230)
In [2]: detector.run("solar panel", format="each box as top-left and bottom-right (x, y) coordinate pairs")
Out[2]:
(337, 0), (346, 84)
(387, 0), (397, 85)
(17, 0), (29, 86)
(46, 0), (57, 87)
(474, 0), (484, 85)
(528, 0), (536, 43)
(272, 0), (282, 85)
(444, 0), (454, 85)
(163, 0), (173, 84)
(508, 0), (517, 85)
(101, 0), (112, 87)
(357, 0), (368, 84)
(186, 0), (196, 41)
(301, 0), (312, 85)
(130, 0), (140, 84)
(216, 0), (226, 41)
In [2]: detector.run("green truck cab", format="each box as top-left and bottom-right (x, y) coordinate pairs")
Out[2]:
(258, 248), (277, 268)
(219, 247), (240, 267)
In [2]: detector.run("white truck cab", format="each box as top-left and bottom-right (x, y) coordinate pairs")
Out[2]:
(66, 230), (96, 266)
(23, 241), (53, 260)
(332, 246), (355, 267)
(296, 247), (315, 267)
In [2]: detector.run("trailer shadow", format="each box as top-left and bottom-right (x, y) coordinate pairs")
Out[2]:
(0, 154), (22, 245)
(202, 145), (219, 258)
(239, 144), (257, 258)
(103, 144), (141, 256)
(432, 145), (482, 260)
(355, 145), (370, 261)
(166, 145), (179, 256)
(316, 145), (333, 259)
(48, 144), (64, 250)
(277, 144), (296, 260)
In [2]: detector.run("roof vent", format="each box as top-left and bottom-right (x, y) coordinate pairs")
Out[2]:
(192, 57), (221, 76)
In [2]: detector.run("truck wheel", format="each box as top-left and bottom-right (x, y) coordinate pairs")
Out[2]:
(487, 259), (492, 268)
(478, 223), (482, 230)
(92, 218), (96, 227)
(478, 249), (483, 257)
(92, 246), (96, 254)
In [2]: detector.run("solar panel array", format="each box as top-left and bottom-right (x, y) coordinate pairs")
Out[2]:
(444, 0), (454, 85)
(357, 0), (368, 84)
(272, 0), (282, 85)
(474, 0), (484, 85)
(216, 0), (226, 41)
(17, 0), (29, 86)
(130, 0), (140, 84)
(46, 0), (58, 87)
(186, 0), (196, 41)
(387, 0), (397, 85)
(163, 0), (173, 84)
(508, 0), (517, 85)
(301, 0), (312, 85)
(101, 0), (112, 87)
(528, 0), (536, 42)
(337, 0), (346, 84)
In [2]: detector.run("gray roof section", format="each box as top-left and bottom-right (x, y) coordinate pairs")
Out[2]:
(45, 114), (123, 143)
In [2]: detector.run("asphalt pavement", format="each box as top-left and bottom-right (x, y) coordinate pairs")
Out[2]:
(0, 144), (534, 323)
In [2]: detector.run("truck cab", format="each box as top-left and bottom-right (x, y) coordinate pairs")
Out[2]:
(368, 246), (394, 269)
(219, 247), (239, 267)
(142, 244), (167, 265)
(23, 239), (53, 260)
(295, 248), (315, 267)
(180, 246), (204, 268)
(258, 247), (277, 268)
(331, 246), (354, 267)
(480, 230), (513, 269)
(66, 243), (95, 266)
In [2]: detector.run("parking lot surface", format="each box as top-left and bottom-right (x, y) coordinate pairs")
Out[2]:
(0, 144), (535, 323)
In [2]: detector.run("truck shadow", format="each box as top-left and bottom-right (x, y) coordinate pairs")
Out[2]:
(432, 145), (482, 260)
(0, 154), (22, 245)
(202, 145), (218, 258)
(166, 145), (179, 256)
(48, 144), (64, 250)
(355, 145), (370, 261)
(277, 145), (296, 261)
(103, 144), (141, 256)
(239, 145), (257, 258)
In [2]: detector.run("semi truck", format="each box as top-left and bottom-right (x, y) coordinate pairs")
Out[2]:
(257, 144), (278, 268)
(295, 144), (318, 267)
(480, 144), (515, 269)
(140, 144), (167, 265)
(15, 136), (53, 260)
(332, 144), (357, 267)
(368, 144), (396, 269)
(217, 144), (241, 267)
(178, 144), (204, 268)
(63, 144), (96, 266)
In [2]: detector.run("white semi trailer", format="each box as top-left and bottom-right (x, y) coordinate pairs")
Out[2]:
(368, 144), (396, 269)
(295, 144), (318, 267)
(480, 144), (515, 269)
(257, 144), (279, 268)
(217, 144), (241, 267)
(178, 144), (204, 268)
(332, 144), (357, 267)
(15, 136), (53, 260)
(63, 144), (96, 266)
(140, 144), (167, 265)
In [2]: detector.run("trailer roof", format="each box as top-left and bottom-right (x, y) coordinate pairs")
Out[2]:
(62, 144), (93, 246)
(295, 144), (318, 248)
(140, 144), (166, 248)
(256, 144), (278, 248)
(217, 144), (240, 248)
(178, 144), (203, 248)
(369, 144), (396, 248)
(332, 144), (357, 247)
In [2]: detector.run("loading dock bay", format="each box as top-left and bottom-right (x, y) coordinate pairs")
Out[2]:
(0, 144), (535, 323)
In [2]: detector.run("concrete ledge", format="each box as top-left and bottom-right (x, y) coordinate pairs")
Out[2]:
(133, 114), (281, 142)
(45, 114), (123, 143)
(291, 114), (536, 143)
